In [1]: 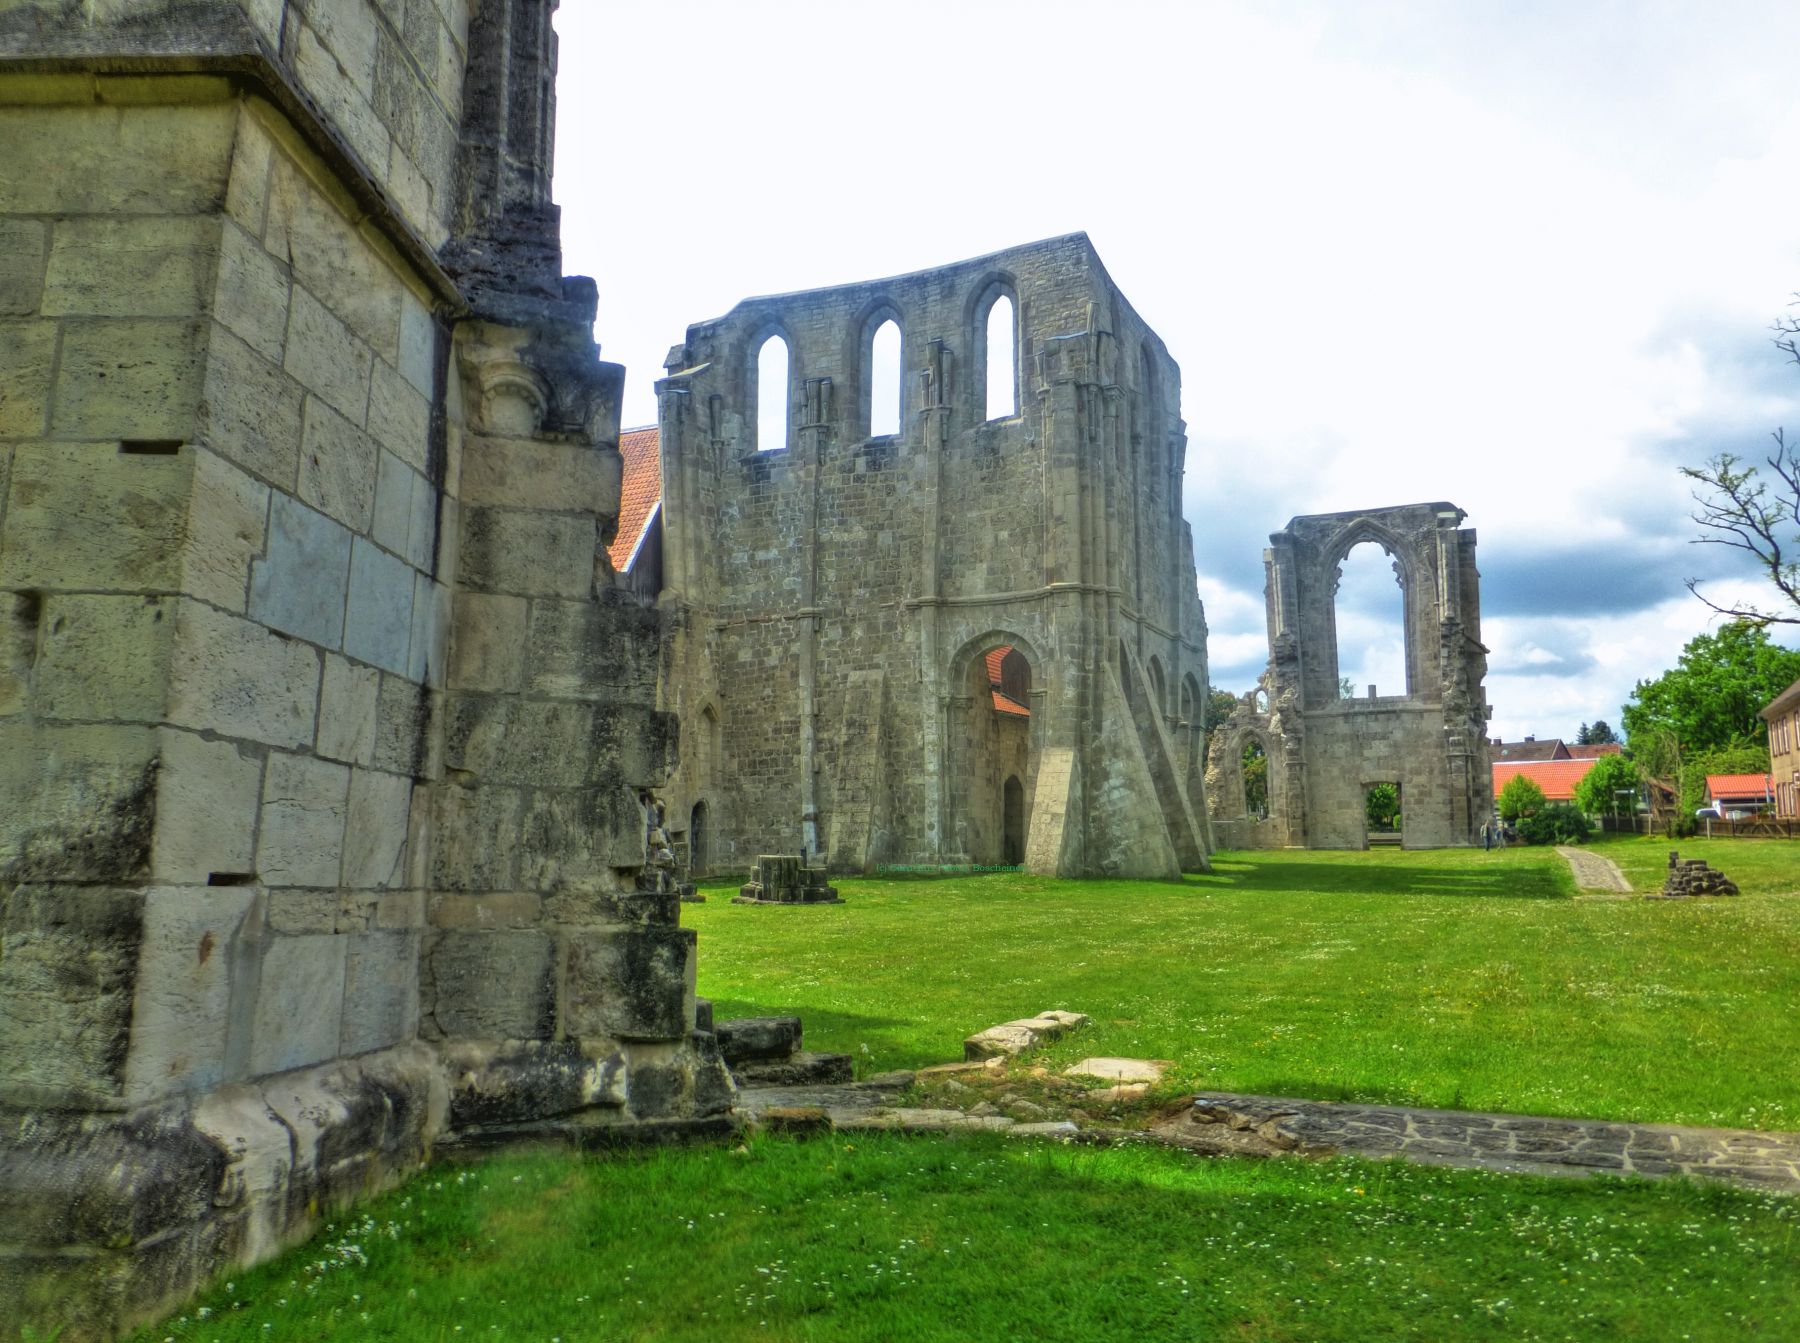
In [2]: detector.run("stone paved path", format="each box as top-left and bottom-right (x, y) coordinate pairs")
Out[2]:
(1557, 845), (1633, 894)
(738, 1080), (1800, 1195)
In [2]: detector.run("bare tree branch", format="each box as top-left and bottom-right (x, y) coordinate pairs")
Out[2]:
(1682, 430), (1800, 626)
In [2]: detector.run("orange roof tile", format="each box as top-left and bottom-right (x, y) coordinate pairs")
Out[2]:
(608, 425), (661, 572)
(1705, 774), (1772, 801)
(992, 690), (1030, 717)
(985, 646), (1009, 686)
(1491, 758), (1597, 802)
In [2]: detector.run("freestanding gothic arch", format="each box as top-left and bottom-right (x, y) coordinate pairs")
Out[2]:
(1229, 502), (1491, 849)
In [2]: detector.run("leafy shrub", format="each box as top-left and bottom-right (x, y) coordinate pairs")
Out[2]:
(1518, 803), (1592, 845)
(1498, 774), (1547, 823)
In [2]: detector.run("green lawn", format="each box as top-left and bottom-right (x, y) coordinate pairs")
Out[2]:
(133, 1134), (1800, 1343)
(691, 839), (1800, 1129)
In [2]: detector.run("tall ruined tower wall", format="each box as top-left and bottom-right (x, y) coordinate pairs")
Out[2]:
(658, 236), (1212, 880)
(0, 4), (727, 1337)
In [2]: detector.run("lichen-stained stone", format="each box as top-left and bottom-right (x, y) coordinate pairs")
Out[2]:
(197, 326), (306, 491)
(0, 723), (159, 885)
(366, 355), (431, 473)
(247, 933), (347, 1076)
(518, 782), (647, 887)
(181, 447), (269, 614)
(265, 149), (403, 364)
(42, 216), (216, 319)
(343, 537), (414, 675)
(406, 572), (449, 686)
(461, 435), (618, 514)
(339, 930), (419, 1056)
(33, 594), (175, 723)
(315, 652), (379, 765)
(0, 442), (191, 592)
(561, 927), (696, 1043)
(447, 591), (527, 692)
(443, 695), (592, 788)
(341, 766), (411, 889)
(150, 726), (263, 884)
(52, 318), (207, 440)
(299, 396), (379, 534)
(371, 671), (432, 776)
(123, 884), (259, 1101)
(256, 752), (350, 888)
(0, 101), (235, 216)
(426, 783), (519, 892)
(458, 505), (595, 597)
(439, 1039), (626, 1129)
(165, 597), (320, 748)
(0, 885), (145, 1107)
(0, 218), (47, 315)
(428, 930), (554, 1040)
(248, 492), (351, 649)
(526, 593), (661, 699)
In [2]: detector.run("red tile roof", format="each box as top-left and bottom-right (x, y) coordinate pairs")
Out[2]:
(985, 647), (1008, 686)
(992, 690), (1030, 717)
(985, 645), (1029, 717)
(1492, 758), (1597, 802)
(1565, 743), (1624, 759)
(608, 426), (661, 572)
(1705, 774), (1772, 803)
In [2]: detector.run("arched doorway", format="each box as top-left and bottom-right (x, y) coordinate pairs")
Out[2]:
(1002, 775), (1025, 865)
(689, 800), (709, 877)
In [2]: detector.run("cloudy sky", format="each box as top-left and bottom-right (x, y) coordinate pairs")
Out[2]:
(553, 0), (1800, 742)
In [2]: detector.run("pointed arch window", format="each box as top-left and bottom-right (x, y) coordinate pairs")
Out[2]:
(868, 318), (902, 438)
(755, 334), (789, 452)
(984, 293), (1016, 421)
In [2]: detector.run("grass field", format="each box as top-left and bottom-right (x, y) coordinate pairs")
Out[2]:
(690, 838), (1800, 1129)
(131, 1134), (1800, 1343)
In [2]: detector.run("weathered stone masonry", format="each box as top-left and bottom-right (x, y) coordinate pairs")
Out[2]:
(655, 236), (1213, 880)
(1208, 503), (1492, 849)
(0, 3), (727, 1337)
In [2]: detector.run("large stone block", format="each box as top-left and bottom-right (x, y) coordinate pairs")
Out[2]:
(0, 723), (159, 885)
(526, 593), (662, 699)
(0, 319), (56, 436)
(150, 726), (263, 884)
(166, 600), (320, 750)
(342, 536), (414, 675)
(371, 671), (433, 776)
(439, 1039), (625, 1129)
(341, 766), (412, 889)
(366, 355), (431, 473)
(316, 652), (379, 765)
(52, 318), (207, 439)
(442, 694), (591, 787)
(182, 446), (269, 613)
(407, 572), (449, 685)
(123, 884), (260, 1102)
(0, 441), (191, 592)
(284, 285), (372, 424)
(33, 593), (174, 723)
(461, 435), (618, 513)
(427, 930), (554, 1039)
(0, 102), (235, 216)
(446, 591), (526, 691)
(0, 885), (145, 1106)
(370, 448), (415, 557)
(561, 926), (696, 1043)
(212, 219), (290, 362)
(425, 783), (519, 891)
(256, 752), (350, 888)
(197, 326), (305, 491)
(247, 933), (347, 1076)
(458, 505), (595, 597)
(339, 930), (419, 1056)
(0, 217), (47, 315)
(299, 396), (378, 533)
(518, 783), (648, 888)
(248, 492), (351, 649)
(42, 215), (216, 318)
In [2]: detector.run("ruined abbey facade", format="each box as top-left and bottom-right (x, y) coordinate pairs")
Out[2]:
(649, 237), (1213, 881)
(1206, 504), (1493, 849)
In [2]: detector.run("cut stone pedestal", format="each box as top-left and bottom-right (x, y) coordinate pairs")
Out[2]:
(716, 1015), (852, 1087)
(734, 855), (842, 904)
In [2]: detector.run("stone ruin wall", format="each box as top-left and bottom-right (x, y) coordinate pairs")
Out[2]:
(655, 236), (1214, 880)
(0, 3), (729, 1337)
(1208, 503), (1492, 849)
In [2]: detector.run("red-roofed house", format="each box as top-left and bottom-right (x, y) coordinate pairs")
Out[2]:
(1564, 743), (1624, 760)
(1703, 773), (1773, 814)
(608, 426), (662, 598)
(1492, 758), (1597, 805)
(1491, 737), (1571, 763)
(1763, 677), (1800, 819)
(986, 646), (1030, 717)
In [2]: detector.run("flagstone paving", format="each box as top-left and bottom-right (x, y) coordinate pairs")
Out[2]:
(1557, 845), (1634, 894)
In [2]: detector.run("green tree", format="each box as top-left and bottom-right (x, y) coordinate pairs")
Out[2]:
(1200, 687), (1244, 765)
(1620, 621), (1800, 753)
(1338, 676), (1357, 700)
(1518, 803), (1593, 845)
(1365, 782), (1400, 831)
(1573, 753), (1641, 816)
(1577, 720), (1619, 745)
(1498, 774), (1546, 823)
(1242, 741), (1268, 816)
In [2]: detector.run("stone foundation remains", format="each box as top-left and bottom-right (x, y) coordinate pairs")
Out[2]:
(0, 4), (730, 1337)
(1656, 852), (1740, 897)
(653, 236), (1213, 879)
(735, 854), (843, 905)
(1207, 504), (1492, 849)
